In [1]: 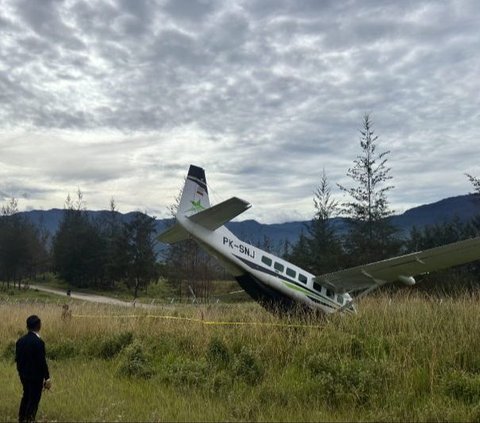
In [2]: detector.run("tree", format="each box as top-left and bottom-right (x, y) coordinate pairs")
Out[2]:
(101, 198), (129, 289)
(288, 170), (343, 274)
(466, 173), (480, 235)
(123, 212), (158, 299)
(52, 191), (106, 288)
(287, 230), (310, 270)
(0, 198), (49, 288)
(466, 172), (480, 280)
(338, 114), (400, 264)
(466, 173), (480, 196)
(307, 170), (343, 273)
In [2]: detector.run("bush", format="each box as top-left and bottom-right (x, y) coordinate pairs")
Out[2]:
(306, 353), (391, 407)
(117, 340), (154, 379)
(162, 358), (208, 388)
(97, 332), (133, 359)
(443, 370), (480, 404)
(2, 341), (16, 362)
(233, 347), (264, 386)
(208, 369), (233, 394)
(47, 339), (78, 360)
(206, 337), (230, 367)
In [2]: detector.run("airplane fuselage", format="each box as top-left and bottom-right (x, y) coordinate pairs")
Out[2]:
(177, 215), (354, 314)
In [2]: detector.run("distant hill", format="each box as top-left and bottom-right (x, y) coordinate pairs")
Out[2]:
(18, 194), (479, 252)
(391, 194), (479, 230)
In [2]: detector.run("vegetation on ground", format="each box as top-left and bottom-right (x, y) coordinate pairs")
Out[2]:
(2, 292), (480, 421)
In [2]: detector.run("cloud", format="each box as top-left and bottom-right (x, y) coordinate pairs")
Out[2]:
(0, 0), (479, 222)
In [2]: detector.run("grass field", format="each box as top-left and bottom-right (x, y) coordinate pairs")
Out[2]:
(1, 290), (480, 421)
(21, 273), (251, 304)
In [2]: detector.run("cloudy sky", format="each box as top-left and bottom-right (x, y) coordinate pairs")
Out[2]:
(0, 0), (479, 223)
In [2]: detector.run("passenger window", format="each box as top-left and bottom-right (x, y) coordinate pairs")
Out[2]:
(326, 289), (334, 298)
(298, 274), (307, 284)
(286, 268), (296, 278)
(337, 295), (344, 305)
(261, 256), (272, 266)
(274, 262), (284, 272)
(313, 282), (323, 293)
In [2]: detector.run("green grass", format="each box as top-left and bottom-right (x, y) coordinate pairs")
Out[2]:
(28, 273), (250, 304)
(1, 292), (480, 421)
(0, 285), (74, 303)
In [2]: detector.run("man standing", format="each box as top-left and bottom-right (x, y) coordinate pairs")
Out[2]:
(15, 315), (51, 423)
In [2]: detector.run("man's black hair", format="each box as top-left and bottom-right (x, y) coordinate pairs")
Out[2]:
(26, 315), (41, 331)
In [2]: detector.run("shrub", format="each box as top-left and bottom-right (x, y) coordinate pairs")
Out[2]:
(443, 370), (480, 404)
(117, 340), (154, 379)
(47, 339), (78, 360)
(208, 369), (233, 394)
(162, 358), (208, 388)
(233, 347), (264, 386)
(306, 353), (391, 407)
(97, 331), (133, 359)
(2, 341), (16, 362)
(348, 335), (390, 361)
(206, 337), (230, 367)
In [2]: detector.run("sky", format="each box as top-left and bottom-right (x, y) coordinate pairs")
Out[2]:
(0, 0), (479, 223)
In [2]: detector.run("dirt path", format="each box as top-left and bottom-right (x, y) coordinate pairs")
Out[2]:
(28, 284), (157, 309)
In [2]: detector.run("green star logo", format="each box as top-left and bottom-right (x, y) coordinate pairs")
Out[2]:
(187, 200), (205, 213)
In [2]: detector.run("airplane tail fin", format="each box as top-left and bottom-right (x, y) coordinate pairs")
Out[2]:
(177, 165), (211, 217)
(158, 165), (251, 244)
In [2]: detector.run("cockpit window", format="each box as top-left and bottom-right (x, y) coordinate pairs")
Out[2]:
(337, 295), (344, 305)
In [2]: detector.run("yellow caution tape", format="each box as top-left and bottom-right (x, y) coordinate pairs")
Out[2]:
(71, 314), (321, 329)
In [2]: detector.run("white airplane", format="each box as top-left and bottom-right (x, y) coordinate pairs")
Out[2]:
(158, 165), (480, 314)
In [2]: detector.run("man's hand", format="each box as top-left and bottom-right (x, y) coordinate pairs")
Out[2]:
(43, 379), (52, 390)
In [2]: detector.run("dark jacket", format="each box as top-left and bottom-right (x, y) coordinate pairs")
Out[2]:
(15, 332), (50, 381)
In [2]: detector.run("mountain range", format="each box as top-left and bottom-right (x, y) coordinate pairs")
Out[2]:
(18, 194), (479, 252)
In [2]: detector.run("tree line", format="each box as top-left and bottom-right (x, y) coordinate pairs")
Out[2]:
(0, 192), (158, 298)
(1, 114), (479, 298)
(287, 114), (480, 293)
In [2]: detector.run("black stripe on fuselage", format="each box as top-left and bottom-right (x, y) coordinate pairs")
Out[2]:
(307, 296), (337, 310)
(233, 254), (339, 310)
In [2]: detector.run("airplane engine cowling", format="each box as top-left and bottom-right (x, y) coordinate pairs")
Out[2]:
(398, 275), (416, 286)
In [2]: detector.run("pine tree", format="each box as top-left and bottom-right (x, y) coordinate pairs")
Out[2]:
(52, 191), (106, 288)
(123, 212), (158, 299)
(466, 173), (480, 196)
(466, 173), (480, 235)
(102, 198), (128, 288)
(466, 172), (480, 280)
(288, 170), (343, 274)
(338, 114), (400, 264)
(287, 229), (310, 270)
(0, 198), (49, 288)
(307, 170), (343, 273)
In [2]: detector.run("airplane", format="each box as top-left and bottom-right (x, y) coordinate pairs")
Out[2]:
(158, 165), (480, 314)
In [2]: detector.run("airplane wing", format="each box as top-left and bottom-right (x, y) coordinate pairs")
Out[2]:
(157, 223), (190, 244)
(316, 236), (480, 294)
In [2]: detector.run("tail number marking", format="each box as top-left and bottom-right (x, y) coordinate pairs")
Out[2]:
(223, 237), (256, 259)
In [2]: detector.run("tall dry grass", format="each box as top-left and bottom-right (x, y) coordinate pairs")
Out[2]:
(1, 290), (480, 421)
